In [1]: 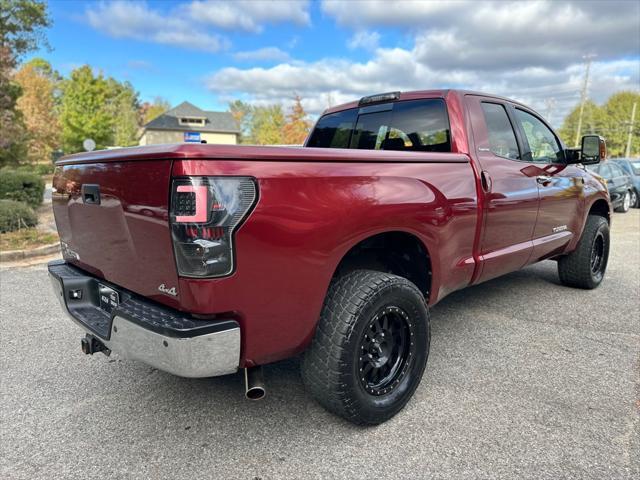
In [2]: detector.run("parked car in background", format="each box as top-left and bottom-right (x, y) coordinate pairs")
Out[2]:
(586, 162), (635, 213)
(612, 158), (640, 208)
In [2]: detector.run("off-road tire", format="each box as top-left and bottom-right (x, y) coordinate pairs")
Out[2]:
(558, 215), (609, 289)
(301, 270), (430, 425)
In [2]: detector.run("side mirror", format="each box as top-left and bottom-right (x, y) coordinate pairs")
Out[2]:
(581, 135), (606, 165)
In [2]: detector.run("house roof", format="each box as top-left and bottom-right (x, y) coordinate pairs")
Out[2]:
(143, 101), (240, 134)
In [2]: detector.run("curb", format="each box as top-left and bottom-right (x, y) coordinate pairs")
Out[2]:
(0, 243), (60, 262)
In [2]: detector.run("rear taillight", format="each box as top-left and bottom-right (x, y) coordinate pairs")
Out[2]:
(170, 177), (257, 277)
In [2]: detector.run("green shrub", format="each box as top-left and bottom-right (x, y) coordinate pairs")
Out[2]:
(0, 169), (45, 208)
(30, 163), (56, 176)
(0, 200), (37, 233)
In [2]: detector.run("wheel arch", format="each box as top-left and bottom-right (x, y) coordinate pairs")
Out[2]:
(330, 230), (433, 303)
(588, 198), (611, 223)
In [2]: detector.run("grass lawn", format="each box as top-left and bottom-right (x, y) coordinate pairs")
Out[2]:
(0, 229), (58, 251)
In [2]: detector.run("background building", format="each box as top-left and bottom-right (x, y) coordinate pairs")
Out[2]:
(139, 101), (239, 146)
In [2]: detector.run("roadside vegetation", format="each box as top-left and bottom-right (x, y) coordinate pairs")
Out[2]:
(0, 228), (57, 251)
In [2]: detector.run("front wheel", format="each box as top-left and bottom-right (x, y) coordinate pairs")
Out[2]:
(630, 189), (639, 208)
(558, 215), (610, 289)
(615, 191), (631, 213)
(301, 270), (430, 425)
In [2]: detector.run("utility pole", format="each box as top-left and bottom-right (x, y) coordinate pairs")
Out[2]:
(625, 101), (637, 157)
(544, 98), (556, 125)
(574, 54), (596, 147)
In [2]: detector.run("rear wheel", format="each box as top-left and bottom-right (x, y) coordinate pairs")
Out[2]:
(301, 270), (430, 425)
(615, 191), (631, 213)
(558, 215), (609, 289)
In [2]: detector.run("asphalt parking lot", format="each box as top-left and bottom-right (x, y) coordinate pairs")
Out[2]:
(1, 210), (639, 480)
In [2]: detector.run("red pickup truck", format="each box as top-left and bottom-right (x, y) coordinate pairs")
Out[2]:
(49, 90), (610, 425)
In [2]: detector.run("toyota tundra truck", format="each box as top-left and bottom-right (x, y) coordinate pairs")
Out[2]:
(48, 90), (611, 425)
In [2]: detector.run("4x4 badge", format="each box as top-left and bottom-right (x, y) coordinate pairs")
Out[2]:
(158, 284), (177, 296)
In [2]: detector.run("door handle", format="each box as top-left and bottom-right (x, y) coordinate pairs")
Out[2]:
(481, 170), (492, 193)
(81, 184), (101, 205)
(536, 175), (552, 185)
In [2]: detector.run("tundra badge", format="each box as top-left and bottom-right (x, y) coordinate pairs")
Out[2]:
(158, 284), (178, 296)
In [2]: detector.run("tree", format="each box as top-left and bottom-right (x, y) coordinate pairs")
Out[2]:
(0, 0), (50, 166)
(60, 66), (114, 152)
(0, 0), (51, 60)
(14, 58), (60, 163)
(598, 91), (640, 157)
(559, 92), (640, 156)
(228, 101), (287, 145)
(60, 66), (142, 152)
(282, 95), (311, 145)
(559, 100), (600, 148)
(251, 105), (285, 145)
(0, 49), (27, 165)
(228, 99), (253, 143)
(139, 96), (170, 125)
(106, 78), (140, 147)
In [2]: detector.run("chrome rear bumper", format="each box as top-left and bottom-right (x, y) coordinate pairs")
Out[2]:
(48, 260), (240, 378)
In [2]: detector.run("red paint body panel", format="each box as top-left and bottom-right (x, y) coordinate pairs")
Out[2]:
(52, 89), (611, 368)
(172, 159), (478, 365)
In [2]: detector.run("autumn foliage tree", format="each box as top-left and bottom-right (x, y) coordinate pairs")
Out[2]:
(139, 96), (171, 125)
(14, 58), (60, 163)
(282, 95), (312, 145)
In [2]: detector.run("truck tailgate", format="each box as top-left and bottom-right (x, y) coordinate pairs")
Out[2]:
(52, 160), (181, 308)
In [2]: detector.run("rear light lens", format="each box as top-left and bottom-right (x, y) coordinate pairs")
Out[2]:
(170, 177), (257, 277)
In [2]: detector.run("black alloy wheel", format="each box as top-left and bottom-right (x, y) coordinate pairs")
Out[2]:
(357, 306), (416, 396)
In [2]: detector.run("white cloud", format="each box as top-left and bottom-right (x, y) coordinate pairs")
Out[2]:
(322, 0), (640, 70)
(233, 47), (291, 62)
(188, 0), (311, 33)
(347, 31), (380, 51)
(85, 1), (228, 52)
(85, 0), (311, 51)
(207, 42), (639, 126)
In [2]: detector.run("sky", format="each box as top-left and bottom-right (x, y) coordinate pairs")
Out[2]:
(34, 0), (640, 127)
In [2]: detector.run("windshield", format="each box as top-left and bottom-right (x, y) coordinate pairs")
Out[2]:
(307, 98), (451, 152)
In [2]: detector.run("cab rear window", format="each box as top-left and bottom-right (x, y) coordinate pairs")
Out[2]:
(307, 99), (451, 152)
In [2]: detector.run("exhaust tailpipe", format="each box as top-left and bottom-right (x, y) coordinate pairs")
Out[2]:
(244, 366), (266, 400)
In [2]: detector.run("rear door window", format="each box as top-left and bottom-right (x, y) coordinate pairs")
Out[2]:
(306, 108), (357, 148)
(307, 99), (451, 152)
(351, 110), (392, 150)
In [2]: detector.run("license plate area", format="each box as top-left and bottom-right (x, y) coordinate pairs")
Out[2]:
(98, 283), (120, 314)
